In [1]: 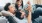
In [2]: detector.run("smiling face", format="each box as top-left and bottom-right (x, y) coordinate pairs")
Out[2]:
(8, 5), (16, 14)
(17, 0), (22, 7)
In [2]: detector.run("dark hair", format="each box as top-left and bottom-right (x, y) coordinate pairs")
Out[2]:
(15, 0), (23, 10)
(4, 3), (11, 11)
(15, 11), (23, 20)
(16, 0), (20, 2)
(15, 4), (18, 10)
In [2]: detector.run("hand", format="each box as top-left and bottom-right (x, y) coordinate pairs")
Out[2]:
(26, 1), (32, 12)
(27, 1), (31, 5)
(27, 5), (32, 12)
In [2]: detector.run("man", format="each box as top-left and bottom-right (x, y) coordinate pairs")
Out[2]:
(1, 3), (17, 23)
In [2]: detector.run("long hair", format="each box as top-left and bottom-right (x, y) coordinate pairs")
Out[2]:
(15, 11), (24, 20)
(15, 0), (23, 10)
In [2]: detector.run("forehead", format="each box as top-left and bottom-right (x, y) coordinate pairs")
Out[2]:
(17, 0), (22, 2)
(9, 4), (15, 7)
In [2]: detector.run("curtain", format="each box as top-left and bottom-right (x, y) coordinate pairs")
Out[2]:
(33, 0), (42, 5)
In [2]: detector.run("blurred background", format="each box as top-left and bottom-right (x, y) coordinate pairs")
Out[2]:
(0, 0), (42, 23)
(0, 0), (42, 6)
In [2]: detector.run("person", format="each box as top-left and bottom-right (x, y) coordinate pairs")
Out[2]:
(1, 3), (27, 23)
(15, 0), (23, 10)
(1, 3), (16, 15)
(15, 1), (32, 23)
(1, 1), (32, 23)
(15, 0), (32, 23)
(1, 3), (17, 23)
(15, 10), (28, 23)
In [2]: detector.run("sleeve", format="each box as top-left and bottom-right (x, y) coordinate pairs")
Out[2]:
(5, 16), (17, 23)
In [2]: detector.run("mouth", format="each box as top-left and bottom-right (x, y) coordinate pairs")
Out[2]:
(14, 10), (16, 11)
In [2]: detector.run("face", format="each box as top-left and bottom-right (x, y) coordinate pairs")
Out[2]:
(17, 0), (22, 7)
(8, 5), (16, 14)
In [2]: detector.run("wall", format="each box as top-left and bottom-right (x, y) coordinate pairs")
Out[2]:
(33, 0), (42, 5)
(0, 0), (16, 6)
(23, 0), (33, 5)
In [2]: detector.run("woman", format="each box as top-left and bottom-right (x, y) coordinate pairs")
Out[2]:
(15, 0), (32, 23)
(15, 0), (23, 10)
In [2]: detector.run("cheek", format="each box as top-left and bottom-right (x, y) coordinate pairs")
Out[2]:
(18, 3), (21, 5)
(12, 8), (14, 11)
(14, 8), (16, 10)
(19, 3), (21, 5)
(10, 8), (14, 12)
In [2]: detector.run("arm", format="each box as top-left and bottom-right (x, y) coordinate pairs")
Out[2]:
(23, 1), (32, 23)
(28, 11), (32, 23)
(27, 1), (32, 23)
